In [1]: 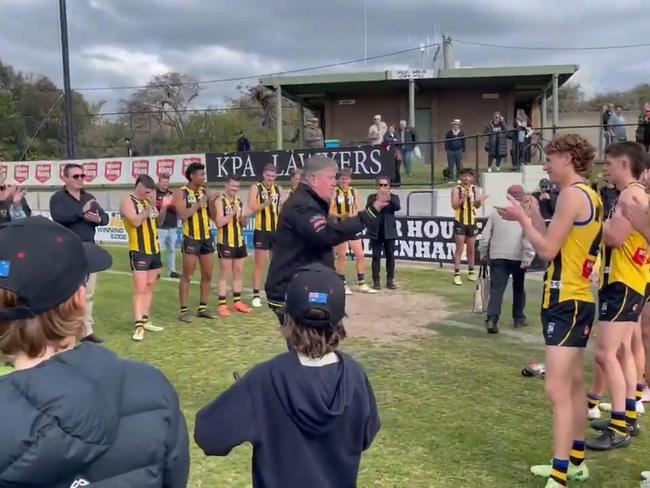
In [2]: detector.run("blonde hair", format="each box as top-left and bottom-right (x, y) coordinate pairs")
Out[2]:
(0, 290), (84, 358)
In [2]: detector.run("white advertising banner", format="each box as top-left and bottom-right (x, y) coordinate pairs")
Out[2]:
(0, 154), (205, 187)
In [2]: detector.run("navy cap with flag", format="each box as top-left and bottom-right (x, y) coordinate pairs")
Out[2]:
(285, 263), (346, 329)
(0, 216), (112, 321)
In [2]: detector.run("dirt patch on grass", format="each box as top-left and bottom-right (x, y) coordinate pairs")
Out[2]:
(344, 289), (450, 341)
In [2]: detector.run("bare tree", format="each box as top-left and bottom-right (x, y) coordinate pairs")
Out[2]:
(120, 72), (200, 138)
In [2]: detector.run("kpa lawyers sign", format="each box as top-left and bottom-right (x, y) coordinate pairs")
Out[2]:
(205, 145), (395, 181)
(362, 216), (486, 263)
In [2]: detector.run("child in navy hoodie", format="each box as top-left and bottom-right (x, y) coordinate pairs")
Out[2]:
(195, 263), (380, 488)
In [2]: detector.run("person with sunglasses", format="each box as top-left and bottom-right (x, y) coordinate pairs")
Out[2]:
(366, 177), (401, 290)
(50, 163), (109, 344)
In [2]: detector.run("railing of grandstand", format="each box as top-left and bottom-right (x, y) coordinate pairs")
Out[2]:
(354, 121), (643, 187)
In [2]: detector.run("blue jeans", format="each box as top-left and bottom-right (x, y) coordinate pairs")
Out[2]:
(158, 227), (178, 273)
(402, 149), (414, 176)
(447, 150), (463, 179)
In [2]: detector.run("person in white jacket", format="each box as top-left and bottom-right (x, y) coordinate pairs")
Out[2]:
(478, 184), (536, 333)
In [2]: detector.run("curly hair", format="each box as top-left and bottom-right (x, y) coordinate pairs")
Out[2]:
(544, 134), (595, 177)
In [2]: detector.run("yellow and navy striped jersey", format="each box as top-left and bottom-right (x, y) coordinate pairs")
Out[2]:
(454, 184), (476, 226)
(286, 187), (297, 199)
(600, 182), (650, 296)
(217, 195), (244, 248)
(542, 182), (603, 308)
(331, 186), (356, 219)
(181, 185), (211, 240)
(254, 183), (280, 232)
(123, 195), (160, 255)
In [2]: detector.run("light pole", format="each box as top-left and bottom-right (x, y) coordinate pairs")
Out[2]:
(59, 0), (75, 159)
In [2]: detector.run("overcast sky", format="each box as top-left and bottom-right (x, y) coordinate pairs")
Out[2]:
(1, 0), (649, 112)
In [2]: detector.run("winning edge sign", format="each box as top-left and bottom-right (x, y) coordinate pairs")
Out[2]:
(205, 146), (396, 181)
(362, 217), (486, 264)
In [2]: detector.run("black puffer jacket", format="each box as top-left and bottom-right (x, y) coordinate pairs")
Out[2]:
(0, 344), (189, 488)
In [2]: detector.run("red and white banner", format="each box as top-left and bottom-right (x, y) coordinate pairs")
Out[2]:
(0, 153), (205, 187)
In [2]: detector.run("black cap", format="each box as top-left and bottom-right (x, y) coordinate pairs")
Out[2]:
(539, 178), (550, 187)
(285, 263), (345, 329)
(0, 216), (112, 321)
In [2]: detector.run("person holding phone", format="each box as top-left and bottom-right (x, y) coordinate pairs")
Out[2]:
(50, 163), (109, 344)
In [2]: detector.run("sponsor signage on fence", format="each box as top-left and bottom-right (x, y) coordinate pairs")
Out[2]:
(0, 154), (205, 187)
(361, 216), (486, 263)
(205, 145), (396, 181)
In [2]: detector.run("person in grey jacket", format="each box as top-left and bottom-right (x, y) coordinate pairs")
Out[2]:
(0, 217), (189, 488)
(607, 106), (628, 143)
(478, 185), (535, 334)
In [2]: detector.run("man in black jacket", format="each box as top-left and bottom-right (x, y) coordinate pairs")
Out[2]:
(50, 163), (109, 343)
(531, 178), (558, 222)
(445, 119), (466, 180)
(196, 263), (380, 488)
(265, 155), (390, 323)
(0, 217), (189, 488)
(367, 176), (401, 290)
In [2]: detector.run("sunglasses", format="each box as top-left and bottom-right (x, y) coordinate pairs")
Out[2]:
(378, 183), (390, 188)
(71, 174), (86, 180)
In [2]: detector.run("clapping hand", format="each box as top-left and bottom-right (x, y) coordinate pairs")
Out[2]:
(161, 195), (174, 208)
(620, 195), (649, 233)
(11, 187), (25, 206)
(496, 194), (527, 222)
(372, 189), (391, 212)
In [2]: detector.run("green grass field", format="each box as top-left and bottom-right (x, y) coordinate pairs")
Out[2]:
(88, 247), (648, 487)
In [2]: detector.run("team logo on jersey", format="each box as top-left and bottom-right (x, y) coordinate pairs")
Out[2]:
(581, 259), (595, 279)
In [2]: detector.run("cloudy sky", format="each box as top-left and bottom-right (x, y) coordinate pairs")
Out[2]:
(1, 0), (649, 111)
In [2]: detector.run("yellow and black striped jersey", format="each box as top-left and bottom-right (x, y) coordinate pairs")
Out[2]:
(542, 182), (603, 308)
(331, 186), (356, 219)
(254, 183), (280, 232)
(181, 185), (211, 240)
(217, 195), (244, 248)
(600, 182), (650, 296)
(454, 184), (476, 226)
(123, 195), (160, 255)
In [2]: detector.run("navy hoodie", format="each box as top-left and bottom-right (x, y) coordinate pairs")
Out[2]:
(195, 351), (380, 488)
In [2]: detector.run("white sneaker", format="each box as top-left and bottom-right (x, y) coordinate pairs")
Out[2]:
(588, 406), (601, 420)
(496, 166), (501, 172)
(251, 297), (262, 308)
(132, 326), (145, 342)
(344, 285), (353, 296)
(358, 284), (377, 294)
(638, 400), (646, 415)
(487, 167), (492, 173)
(599, 402), (612, 412)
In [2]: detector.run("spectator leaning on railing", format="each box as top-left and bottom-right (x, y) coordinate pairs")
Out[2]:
(607, 105), (628, 143)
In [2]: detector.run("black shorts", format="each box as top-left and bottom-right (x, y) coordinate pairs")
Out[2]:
(598, 282), (645, 322)
(542, 300), (595, 348)
(217, 244), (248, 260)
(182, 236), (215, 255)
(454, 221), (477, 237)
(254, 230), (275, 251)
(645, 283), (650, 303)
(129, 251), (162, 272)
